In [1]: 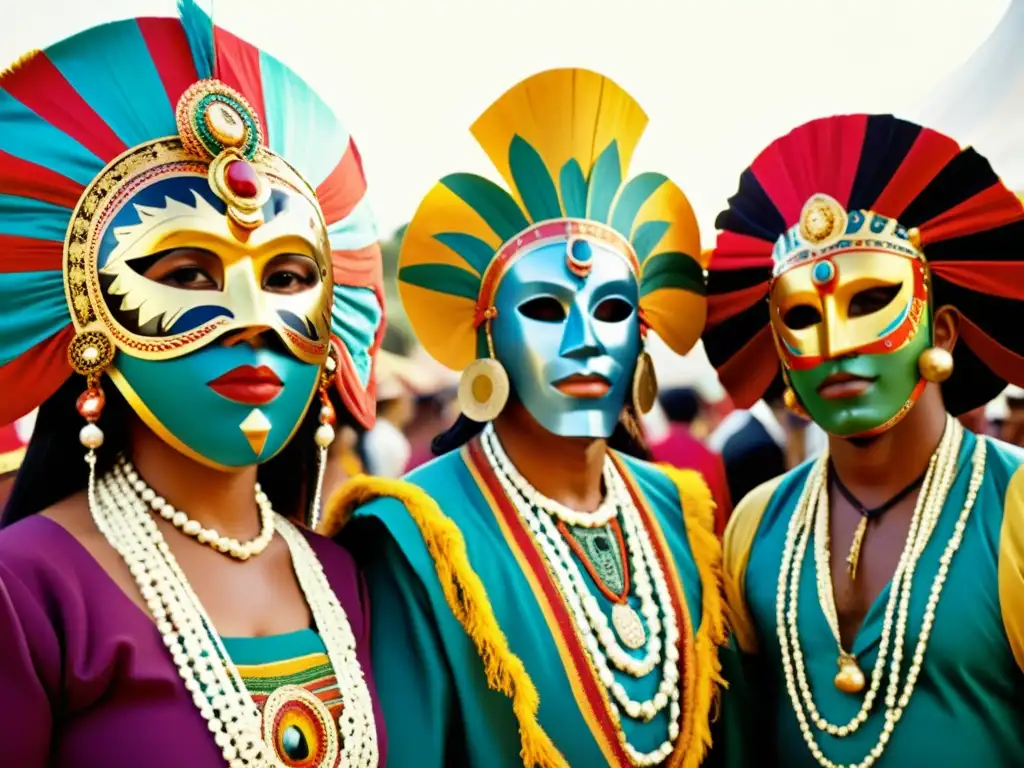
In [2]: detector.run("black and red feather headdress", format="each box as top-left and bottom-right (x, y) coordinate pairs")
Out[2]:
(704, 114), (1024, 415)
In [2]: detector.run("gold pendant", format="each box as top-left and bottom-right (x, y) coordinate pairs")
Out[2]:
(846, 516), (868, 580)
(611, 603), (647, 650)
(833, 653), (866, 694)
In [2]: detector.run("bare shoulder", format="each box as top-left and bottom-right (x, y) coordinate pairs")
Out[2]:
(39, 490), (92, 534)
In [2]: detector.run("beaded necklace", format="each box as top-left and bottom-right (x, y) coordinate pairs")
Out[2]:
(776, 417), (986, 768)
(481, 427), (683, 766)
(89, 454), (380, 767)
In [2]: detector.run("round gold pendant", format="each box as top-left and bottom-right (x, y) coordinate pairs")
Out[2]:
(833, 655), (866, 694)
(261, 684), (339, 767)
(612, 603), (647, 650)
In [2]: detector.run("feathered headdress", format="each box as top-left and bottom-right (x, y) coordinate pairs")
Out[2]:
(0, 0), (385, 429)
(398, 68), (705, 372)
(705, 114), (1024, 414)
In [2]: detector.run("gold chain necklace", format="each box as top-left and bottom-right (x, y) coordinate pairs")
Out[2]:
(775, 417), (987, 768)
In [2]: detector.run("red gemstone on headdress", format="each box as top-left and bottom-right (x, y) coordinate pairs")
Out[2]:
(76, 388), (105, 423)
(225, 160), (260, 198)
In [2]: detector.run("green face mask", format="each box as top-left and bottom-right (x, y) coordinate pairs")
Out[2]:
(788, 311), (931, 437)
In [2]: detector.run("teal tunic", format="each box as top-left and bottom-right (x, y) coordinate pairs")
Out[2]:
(340, 439), (725, 767)
(724, 431), (1024, 767)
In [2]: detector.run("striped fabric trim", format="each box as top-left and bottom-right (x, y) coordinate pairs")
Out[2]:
(237, 651), (344, 718)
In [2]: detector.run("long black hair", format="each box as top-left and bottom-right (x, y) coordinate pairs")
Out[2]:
(2, 374), (330, 528)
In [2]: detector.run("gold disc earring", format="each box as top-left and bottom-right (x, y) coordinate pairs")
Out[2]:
(458, 358), (510, 422)
(632, 350), (658, 415)
(918, 347), (953, 383)
(459, 310), (510, 423)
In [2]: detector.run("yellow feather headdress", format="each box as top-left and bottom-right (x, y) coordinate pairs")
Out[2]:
(398, 68), (705, 371)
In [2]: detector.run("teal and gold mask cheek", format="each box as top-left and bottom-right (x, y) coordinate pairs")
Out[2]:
(112, 343), (320, 468)
(490, 239), (641, 438)
(771, 248), (930, 437)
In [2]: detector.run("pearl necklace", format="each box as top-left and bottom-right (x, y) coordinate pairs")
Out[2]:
(498, 447), (619, 528)
(776, 418), (986, 768)
(122, 459), (275, 561)
(482, 428), (682, 767)
(89, 454), (380, 767)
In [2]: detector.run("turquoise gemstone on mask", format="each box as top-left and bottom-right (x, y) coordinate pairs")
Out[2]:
(812, 260), (835, 285)
(570, 239), (593, 264)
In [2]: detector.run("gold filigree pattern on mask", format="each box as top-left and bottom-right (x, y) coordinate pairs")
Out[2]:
(62, 78), (333, 364)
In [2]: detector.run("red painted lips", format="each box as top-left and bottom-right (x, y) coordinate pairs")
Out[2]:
(208, 365), (283, 405)
(554, 373), (611, 399)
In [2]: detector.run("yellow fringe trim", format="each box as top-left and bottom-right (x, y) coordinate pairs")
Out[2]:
(660, 466), (728, 768)
(1, 49), (40, 82)
(327, 476), (568, 768)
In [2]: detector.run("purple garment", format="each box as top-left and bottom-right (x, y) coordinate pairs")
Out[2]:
(0, 515), (387, 767)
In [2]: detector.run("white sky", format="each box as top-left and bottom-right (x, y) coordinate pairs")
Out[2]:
(3, 0), (1010, 243)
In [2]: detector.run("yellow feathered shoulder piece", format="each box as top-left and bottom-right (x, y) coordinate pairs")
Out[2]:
(398, 68), (705, 372)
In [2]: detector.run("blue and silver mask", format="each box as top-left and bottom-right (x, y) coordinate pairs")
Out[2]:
(490, 238), (641, 438)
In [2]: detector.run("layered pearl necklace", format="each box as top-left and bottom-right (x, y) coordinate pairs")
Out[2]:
(776, 417), (986, 768)
(122, 458), (275, 560)
(88, 454), (380, 767)
(482, 427), (682, 767)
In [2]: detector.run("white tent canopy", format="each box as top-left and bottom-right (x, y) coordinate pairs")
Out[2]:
(912, 0), (1024, 189)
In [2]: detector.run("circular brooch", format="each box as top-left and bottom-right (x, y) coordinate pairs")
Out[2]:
(68, 330), (115, 377)
(799, 193), (848, 245)
(175, 79), (271, 229)
(175, 79), (263, 162)
(261, 684), (340, 767)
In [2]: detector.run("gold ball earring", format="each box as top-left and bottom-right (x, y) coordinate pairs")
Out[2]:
(918, 347), (954, 384)
(783, 386), (809, 419)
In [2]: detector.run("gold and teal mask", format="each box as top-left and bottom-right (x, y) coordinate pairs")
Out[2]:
(66, 81), (332, 468)
(769, 194), (930, 437)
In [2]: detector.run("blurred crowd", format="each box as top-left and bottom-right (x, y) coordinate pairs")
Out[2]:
(320, 350), (1024, 538)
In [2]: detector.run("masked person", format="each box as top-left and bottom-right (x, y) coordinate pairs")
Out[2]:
(0, 2), (388, 765)
(325, 68), (727, 768)
(704, 114), (1024, 767)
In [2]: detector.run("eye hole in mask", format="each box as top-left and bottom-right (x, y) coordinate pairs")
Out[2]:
(849, 283), (902, 317)
(133, 247), (321, 295)
(262, 253), (321, 295)
(593, 297), (633, 323)
(782, 304), (823, 331)
(518, 296), (567, 322)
